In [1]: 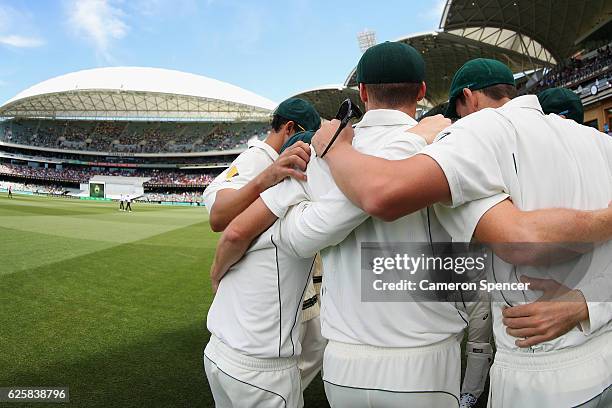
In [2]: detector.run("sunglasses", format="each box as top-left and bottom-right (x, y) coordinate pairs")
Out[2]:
(320, 98), (363, 158)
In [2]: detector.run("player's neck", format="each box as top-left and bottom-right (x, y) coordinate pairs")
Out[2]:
(264, 131), (285, 153)
(366, 103), (417, 119)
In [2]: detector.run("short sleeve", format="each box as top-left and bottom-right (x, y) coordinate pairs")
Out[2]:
(203, 148), (270, 210)
(434, 193), (509, 242)
(274, 188), (369, 258)
(420, 113), (510, 208)
(260, 177), (309, 219)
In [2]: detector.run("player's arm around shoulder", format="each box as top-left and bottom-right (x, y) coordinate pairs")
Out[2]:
(473, 198), (612, 265)
(313, 119), (451, 221)
(210, 198), (279, 292)
(207, 142), (311, 232)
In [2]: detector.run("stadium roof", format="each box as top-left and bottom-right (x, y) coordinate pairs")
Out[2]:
(0, 67), (277, 121)
(290, 85), (364, 120)
(440, 0), (612, 62)
(345, 31), (552, 105)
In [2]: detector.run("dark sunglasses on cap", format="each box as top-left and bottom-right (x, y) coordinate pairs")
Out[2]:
(320, 99), (363, 158)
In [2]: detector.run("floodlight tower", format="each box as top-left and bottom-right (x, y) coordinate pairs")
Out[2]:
(357, 29), (377, 53)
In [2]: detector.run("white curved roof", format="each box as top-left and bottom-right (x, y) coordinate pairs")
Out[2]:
(0, 67), (277, 120)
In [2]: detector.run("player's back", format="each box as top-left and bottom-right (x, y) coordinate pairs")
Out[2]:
(482, 96), (612, 351)
(503, 106), (611, 212)
(306, 113), (467, 348)
(207, 204), (315, 359)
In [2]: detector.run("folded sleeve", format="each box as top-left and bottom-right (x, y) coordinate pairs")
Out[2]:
(276, 189), (369, 258)
(434, 193), (509, 242)
(260, 177), (309, 219)
(203, 149), (269, 210)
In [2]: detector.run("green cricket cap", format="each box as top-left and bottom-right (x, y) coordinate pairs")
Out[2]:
(445, 58), (516, 119)
(356, 41), (425, 84)
(273, 98), (321, 132)
(279, 131), (315, 154)
(537, 87), (584, 124)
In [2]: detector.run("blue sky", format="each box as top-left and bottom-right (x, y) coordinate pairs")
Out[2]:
(0, 0), (445, 105)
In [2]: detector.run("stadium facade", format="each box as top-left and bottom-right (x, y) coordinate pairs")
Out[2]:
(1, 0), (611, 203)
(0, 67), (279, 203)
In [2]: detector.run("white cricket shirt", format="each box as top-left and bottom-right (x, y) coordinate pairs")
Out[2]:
(206, 202), (317, 359)
(203, 139), (278, 211)
(261, 109), (468, 349)
(421, 95), (612, 352)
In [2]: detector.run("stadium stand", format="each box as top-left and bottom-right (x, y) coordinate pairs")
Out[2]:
(0, 180), (68, 195)
(0, 119), (268, 154)
(528, 43), (612, 94)
(0, 163), (216, 187)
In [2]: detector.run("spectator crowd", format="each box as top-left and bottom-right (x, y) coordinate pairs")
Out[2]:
(0, 163), (215, 187)
(1, 119), (268, 154)
(531, 43), (612, 93)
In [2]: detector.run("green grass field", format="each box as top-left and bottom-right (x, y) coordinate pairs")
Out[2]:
(0, 194), (487, 408)
(0, 195), (329, 407)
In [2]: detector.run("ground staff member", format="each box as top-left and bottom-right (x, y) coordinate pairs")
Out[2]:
(204, 131), (321, 408)
(311, 58), (612, 407)
(203, 98), (326, 391)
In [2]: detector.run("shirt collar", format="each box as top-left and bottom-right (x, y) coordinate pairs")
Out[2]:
(354, 109), (418, 128)
(248, 138), (279, 161)
(502, 95), (544, 113)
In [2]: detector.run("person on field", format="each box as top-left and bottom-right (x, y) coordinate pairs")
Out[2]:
(125, 195), (132, 212)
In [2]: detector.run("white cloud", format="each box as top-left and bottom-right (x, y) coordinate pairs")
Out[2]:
(0, 4), (44, 49)
(66, 0), (128, 61)
(0, 34), (44, 48)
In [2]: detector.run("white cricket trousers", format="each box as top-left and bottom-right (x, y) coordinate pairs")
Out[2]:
(203, 335), (303, 408)
(323, 336), (461, 407)
(488, 332), (612, 408)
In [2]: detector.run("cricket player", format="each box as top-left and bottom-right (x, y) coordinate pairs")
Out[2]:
(203, 98), (326, 392)
(538, 87), (584, 124)
(119, 194), (124, 211)
(213, 49), (612, 408)
(310, 58), (612, 407)
(8, 184), (12, 199)
(204, 131), (323, 408)
(203, 98), (320, 233)
(214, 42), (477, 407)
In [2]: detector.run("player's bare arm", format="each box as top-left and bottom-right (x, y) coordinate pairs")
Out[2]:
(210, 198), (278, 291)
(474, 198), (612, 265)
(209, 142), (310, 231)
(313, 122), (451, 221)
(476, 200), (612, 347)
(405, 114), (452, 145)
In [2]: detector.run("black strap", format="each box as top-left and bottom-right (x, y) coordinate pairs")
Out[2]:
(302, 295), (318, 310)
